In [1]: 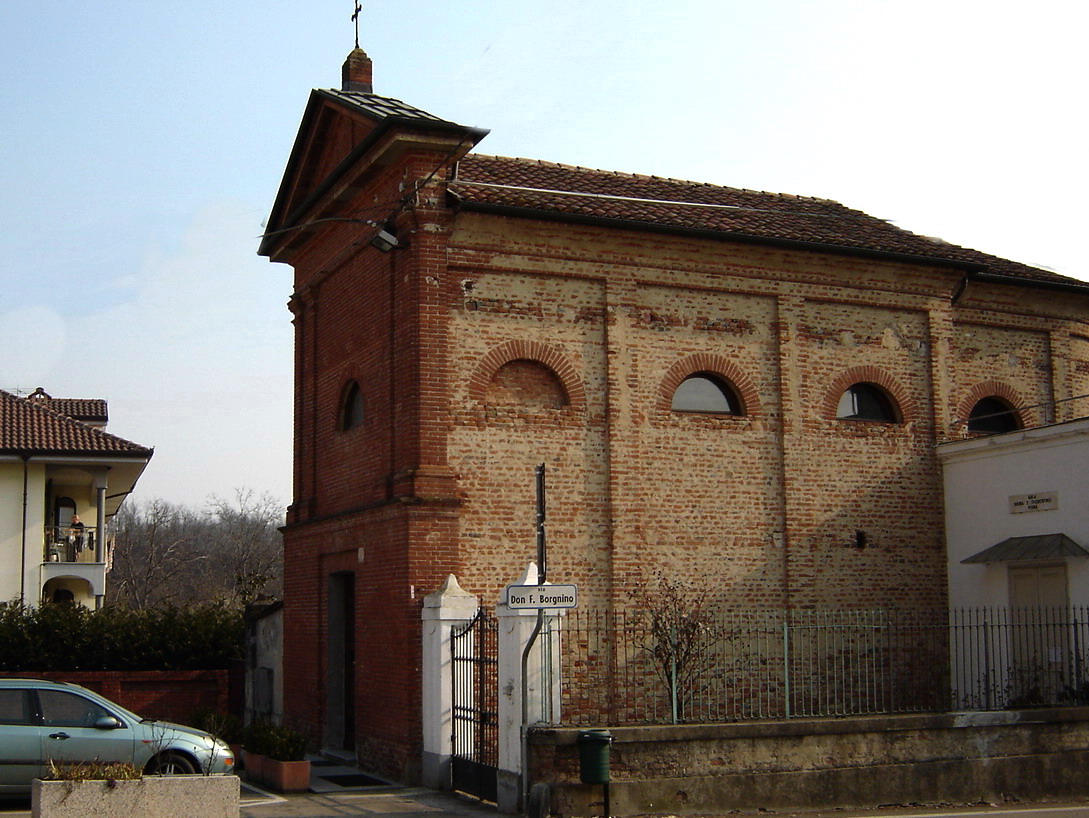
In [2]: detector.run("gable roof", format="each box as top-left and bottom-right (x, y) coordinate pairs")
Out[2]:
(450, 155), (1088, 293)
(0, 389), (153, 459)
(259, 88), (488, 259)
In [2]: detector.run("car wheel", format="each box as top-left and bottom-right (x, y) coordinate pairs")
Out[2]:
(147, 751), (198, 775)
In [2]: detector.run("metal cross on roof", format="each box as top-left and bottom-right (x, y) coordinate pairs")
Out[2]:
(352, 2), (362, 49)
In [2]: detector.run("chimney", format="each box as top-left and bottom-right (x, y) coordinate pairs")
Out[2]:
(342, 48), (373, 94)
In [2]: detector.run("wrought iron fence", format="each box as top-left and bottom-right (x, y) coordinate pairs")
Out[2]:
(43, 525), (99, 563)
(548, 607), (1089, 726)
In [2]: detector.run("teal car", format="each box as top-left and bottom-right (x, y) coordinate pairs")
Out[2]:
(0, 678), (234, 794)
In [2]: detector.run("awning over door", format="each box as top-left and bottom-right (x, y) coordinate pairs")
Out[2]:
(961, 533), (1089, 564)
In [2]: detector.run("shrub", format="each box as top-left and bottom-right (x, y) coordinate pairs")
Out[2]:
(43, 760), (142, 784)
(0, 600), (244, 671)
(244, 721), (307, 762)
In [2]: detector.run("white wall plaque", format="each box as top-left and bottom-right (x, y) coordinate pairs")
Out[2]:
(1009, 492), (1058, 514)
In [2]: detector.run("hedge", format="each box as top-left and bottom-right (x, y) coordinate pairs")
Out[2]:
(0, 601), (244, 671)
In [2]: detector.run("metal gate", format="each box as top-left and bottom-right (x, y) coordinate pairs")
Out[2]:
(451, 608), (499, 801)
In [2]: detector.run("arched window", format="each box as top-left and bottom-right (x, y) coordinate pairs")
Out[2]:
(968, 396), (1020, 434)
(485, 360), (568, 409)
(671, 373), (744, 415)
(341, 381), (364, 430)
(836, 382), (898, 422)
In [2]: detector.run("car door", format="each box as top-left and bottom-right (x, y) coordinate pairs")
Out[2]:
(38, 689), (135, 770)
(0, 688), (42, 791)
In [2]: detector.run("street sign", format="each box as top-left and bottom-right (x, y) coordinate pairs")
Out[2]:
(505, 583), (578, 610)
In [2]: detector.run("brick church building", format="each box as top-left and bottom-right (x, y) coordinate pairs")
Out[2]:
(260, 48), (1089, 779)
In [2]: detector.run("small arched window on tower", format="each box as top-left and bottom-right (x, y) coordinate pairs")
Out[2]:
(836, 382), (899, 423)
(968, 396), (1020, 434)
(671, 373), (744, 415)
(340, 380), (365, 431)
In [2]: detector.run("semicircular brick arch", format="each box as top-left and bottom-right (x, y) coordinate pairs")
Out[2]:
(957, 380), (1029, 429)
(658, 354), (760, 416)
(469, 340), (586, 412)
(824, 365), (913, 423)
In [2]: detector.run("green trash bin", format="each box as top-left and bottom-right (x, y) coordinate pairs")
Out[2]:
(577, 729), (613, 784)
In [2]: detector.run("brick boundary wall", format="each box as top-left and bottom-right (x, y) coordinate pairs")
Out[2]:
(530, 708), (1089, 817)
(0, 670), (230, 725)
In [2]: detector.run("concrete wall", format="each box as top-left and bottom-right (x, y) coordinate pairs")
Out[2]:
(32, 775), (238, 818)
(531, 709), (1089, 817)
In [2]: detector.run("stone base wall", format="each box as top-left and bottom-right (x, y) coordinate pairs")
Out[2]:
(531, 709), (1089, 817)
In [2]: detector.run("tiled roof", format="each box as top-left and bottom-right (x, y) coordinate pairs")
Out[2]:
(0, 389), (152, 458)
(451, 155), (1085, 290)
(317, 89), (460, 127)
(24, 389), (107, 425)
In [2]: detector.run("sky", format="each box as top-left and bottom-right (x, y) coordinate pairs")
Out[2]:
(2, 1), (1087, 510)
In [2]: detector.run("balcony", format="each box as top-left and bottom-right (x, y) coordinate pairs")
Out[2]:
(41, 525), (107, 598)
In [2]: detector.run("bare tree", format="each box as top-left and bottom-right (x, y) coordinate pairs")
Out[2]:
(630, 571), (725, 723)
(107, 489), (284, 608)
(204, 489), (284, 605)
(108, 499), (209, 608)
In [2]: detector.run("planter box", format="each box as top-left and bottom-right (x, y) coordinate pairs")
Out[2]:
(242, 752), (309, 793)
(32, 775), (238, 818)
(242, 750), (265, 782)
(262, 758), (311, 793)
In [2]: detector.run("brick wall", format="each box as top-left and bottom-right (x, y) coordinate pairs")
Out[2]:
(272, 110), (1089, 782)
(0, 670), (230, 725)
(442, 215), (1089, 614)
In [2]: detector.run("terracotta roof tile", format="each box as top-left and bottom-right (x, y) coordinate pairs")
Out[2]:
(0, 389), (152, 458)
(451, 155), (1084, 290)
(24, 388), (108, 425)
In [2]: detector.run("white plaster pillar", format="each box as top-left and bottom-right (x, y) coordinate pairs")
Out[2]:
(421, 574), (480, 790)
(93, 470), (108, 610)
(495, 563), (564, 813)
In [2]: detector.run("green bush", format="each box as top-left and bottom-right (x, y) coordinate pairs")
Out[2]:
(0, 601), (244, 671)
(244, 721), (307, 762)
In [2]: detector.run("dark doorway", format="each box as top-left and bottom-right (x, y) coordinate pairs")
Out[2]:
(326, 572), (356, 751)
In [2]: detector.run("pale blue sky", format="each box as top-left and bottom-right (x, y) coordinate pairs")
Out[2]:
(2, 1), (1086, 507)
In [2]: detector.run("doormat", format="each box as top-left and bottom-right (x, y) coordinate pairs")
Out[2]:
(319, 773), (388, 787)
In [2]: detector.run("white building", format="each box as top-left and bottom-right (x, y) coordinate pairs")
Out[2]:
(0, 388), (153, 608)
(940, 417), (1089, 610)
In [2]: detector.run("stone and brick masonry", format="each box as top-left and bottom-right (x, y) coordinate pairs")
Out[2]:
(261, 52), (1089, 781)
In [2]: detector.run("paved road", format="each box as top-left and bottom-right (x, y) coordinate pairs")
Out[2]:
(5, 775), (1089, 818)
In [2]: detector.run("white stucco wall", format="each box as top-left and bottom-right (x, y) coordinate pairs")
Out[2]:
(939, 418), (1089, 609)
(0, 460), (49, 605)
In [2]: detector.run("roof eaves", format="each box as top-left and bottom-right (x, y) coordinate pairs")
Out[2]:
(969, 269), (1089, 295)
(451, 196), (986, 275)
(13, 447), (154, 460)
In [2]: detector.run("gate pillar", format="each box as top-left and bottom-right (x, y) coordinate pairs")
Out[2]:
(496, 563), (564, 813)
(421, 574), (480, 790)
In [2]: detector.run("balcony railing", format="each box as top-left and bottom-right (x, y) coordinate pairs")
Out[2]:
(43, 525), (99, 564)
